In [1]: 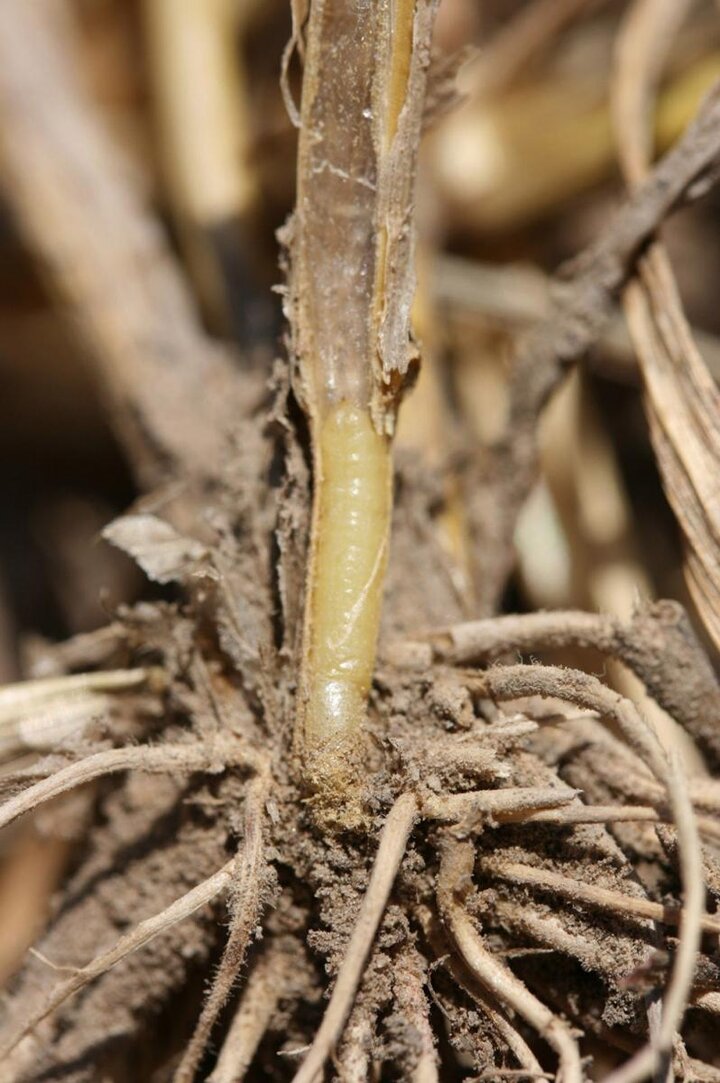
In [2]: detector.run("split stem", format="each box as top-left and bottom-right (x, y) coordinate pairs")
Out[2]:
(289, 0), (435, 818)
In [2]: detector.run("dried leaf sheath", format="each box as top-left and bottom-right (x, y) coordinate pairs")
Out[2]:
(612, 0), (720, 651)
(286, 0), (436, 816)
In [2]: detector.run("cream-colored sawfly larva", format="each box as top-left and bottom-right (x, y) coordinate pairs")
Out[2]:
(296, 403), (392, 814)
(301, 404), (391, 751)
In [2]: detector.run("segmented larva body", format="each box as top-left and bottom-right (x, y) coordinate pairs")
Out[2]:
(297, 402), (391, 812)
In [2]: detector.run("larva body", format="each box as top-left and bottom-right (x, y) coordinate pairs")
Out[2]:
(297, 402), (392, 817)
